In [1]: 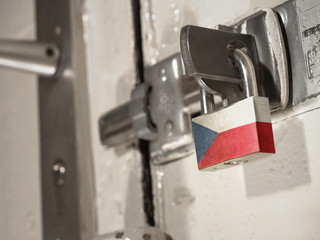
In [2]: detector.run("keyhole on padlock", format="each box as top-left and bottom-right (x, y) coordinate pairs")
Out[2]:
(224, 160), (248, 165)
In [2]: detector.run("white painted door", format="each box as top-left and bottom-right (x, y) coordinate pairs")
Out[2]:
(83, 0), (147, 236)
(140, 0), (320, 239)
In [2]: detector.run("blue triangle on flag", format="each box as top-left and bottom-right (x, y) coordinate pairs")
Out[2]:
(192, 122), (219, 164)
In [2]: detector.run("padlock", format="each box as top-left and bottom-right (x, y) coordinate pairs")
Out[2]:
(191, 43), (275, 171)
(193, 96), (275, 170)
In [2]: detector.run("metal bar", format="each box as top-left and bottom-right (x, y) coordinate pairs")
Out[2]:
(228, 47), (258, 97)
(0, 40), (60, 77)
(99, 76), (201, 148)
(99, 102), (135, 147)
(181, 76), (201, 113)
(36, 0), (95, 239)
(200, 88), (214, 114)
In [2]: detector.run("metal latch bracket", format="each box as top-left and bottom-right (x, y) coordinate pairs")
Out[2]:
(99, 53), (200, 164)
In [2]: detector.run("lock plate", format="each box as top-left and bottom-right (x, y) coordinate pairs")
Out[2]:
(181, 8), (289, 111)
(218, 8), (289, 111)
(146, 54), (196, 164)
(181, 25), (260, 84)
(193, 96), (275, 171)
(99, 53), (200, 164)
(181, 25), (260, 105)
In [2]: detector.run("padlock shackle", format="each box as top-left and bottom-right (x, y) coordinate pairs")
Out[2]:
(200, 88), (214, 114)
(228, 47), (258, 98)
(197, 45), (259, 115)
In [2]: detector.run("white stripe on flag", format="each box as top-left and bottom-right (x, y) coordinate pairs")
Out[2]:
(192, 96), (271, 133)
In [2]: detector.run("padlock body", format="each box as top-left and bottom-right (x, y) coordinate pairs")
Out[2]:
(192, 96), (275, 171)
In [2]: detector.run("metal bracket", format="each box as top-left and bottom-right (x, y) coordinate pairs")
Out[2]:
(180, 8), (289, 112)
(147, 54), (197, 164)
(101, 6), (314, 166)
(180, 25), (260, 109)
(99, 53), (200, 164)
(100, 7), (289, 163)
(219, 8), (289, 111)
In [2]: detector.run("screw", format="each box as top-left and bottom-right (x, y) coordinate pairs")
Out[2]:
(143, 233), (152, 240)
(164, 120), (174, 136)
(115, 232), (124, 238)
(159, 68), (167, 81)
(52, 160), (66, 186)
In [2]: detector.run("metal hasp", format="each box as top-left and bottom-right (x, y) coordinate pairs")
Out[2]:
(99, 53), (200, 164)
(181, 8), (289, 112)
(36, 0), (95, 239)
(274, 0), (320, 106)
(220, 8), (289, 111)
(181, 26), (261, 110)
(0, 40), (60, 77)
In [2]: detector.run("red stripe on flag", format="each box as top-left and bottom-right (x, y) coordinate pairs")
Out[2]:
(198, 122), (275, 170)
